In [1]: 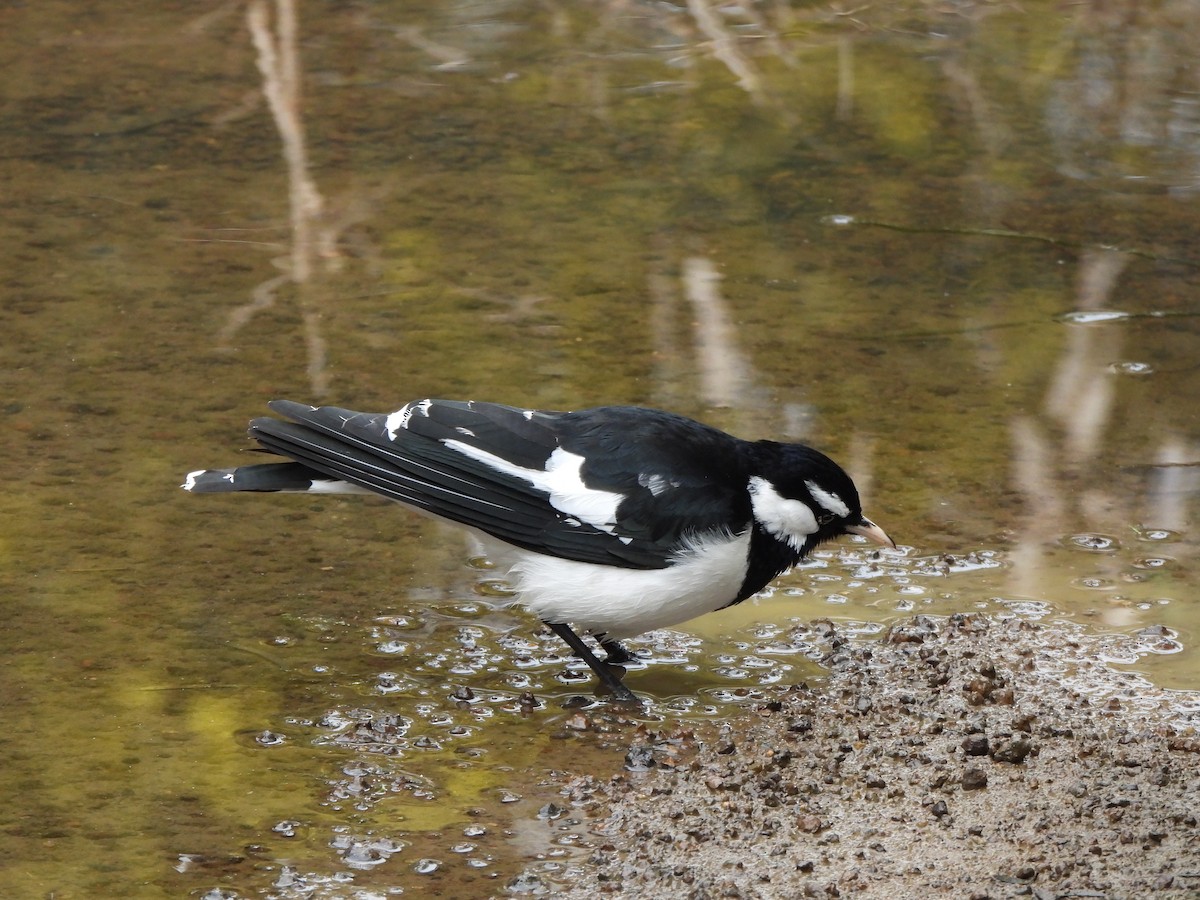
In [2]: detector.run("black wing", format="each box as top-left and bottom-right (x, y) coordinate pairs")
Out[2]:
(247, 400), (753, 569)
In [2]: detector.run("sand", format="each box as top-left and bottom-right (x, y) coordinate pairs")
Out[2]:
(526, 615), (1199, 899)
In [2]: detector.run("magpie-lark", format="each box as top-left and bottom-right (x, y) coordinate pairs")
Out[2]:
(183, 399), (894, 701)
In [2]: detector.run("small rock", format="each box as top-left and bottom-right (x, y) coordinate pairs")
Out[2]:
(798, 815), (823, 833)
(564, 713), (591, 731)
(991, 735), (1033, 764)
(962, 735), (990, 757)
(962, 767), (988, 790)
(625, 745), (657, 772)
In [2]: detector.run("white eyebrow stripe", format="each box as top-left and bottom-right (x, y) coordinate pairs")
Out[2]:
(805, 480), (849, 518)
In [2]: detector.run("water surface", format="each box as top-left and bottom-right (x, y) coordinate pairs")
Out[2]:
(2, 1), (1197, 896)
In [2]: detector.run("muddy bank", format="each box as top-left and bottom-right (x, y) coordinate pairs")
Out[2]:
(529, 616), (1200, 898)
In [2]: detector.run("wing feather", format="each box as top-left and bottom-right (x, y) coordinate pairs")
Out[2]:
(253, 401), (680, 568)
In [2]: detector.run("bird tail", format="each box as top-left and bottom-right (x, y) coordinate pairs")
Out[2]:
(181, 461), (371, 494)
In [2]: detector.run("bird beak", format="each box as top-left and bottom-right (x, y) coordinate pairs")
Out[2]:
(847, 518), (896, 550)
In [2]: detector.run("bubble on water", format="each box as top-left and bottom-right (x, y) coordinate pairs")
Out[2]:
(508, 873), (549, 894)
(740, 655), (775, 669)
(331, 835), (405, 869)
(1108, 360), (1155, 375)
(375, 672), (408, 694)
(1071, 576), (1115, 590)
(1132, 557), (1170, 570)
(272, 820), (300, 837)
(414, 858), (441, 875)
(793, 557), (828, 570)
(996, 599), (1053, 617)
(714, 666), (750, 679)
(822, 213), (856, 226)
(1057, 309), (1131, 324)
(1134, 624), (1184, 655)
(1134, 527), (1179, 542)
(475, 580), (515, 598)
(1063, 533), (1119, 552)
(755, 640), (809, 655)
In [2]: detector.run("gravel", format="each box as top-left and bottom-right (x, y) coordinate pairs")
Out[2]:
(533, 615), (1200, 899)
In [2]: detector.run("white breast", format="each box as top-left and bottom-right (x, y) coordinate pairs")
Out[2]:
(485, 530), (751, 639)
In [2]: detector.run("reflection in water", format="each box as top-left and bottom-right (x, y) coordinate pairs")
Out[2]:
(1044, 248), (1129, 461)
(1009, 248), (1127, 611)
(685, 0), (764, 100)
(1150, 438), (1200, 534)
(1045, 1), (1200, 194)
(220, 0), (331, 396)
(683, 256), (760, 409)
(1009, 245), (1193, 625)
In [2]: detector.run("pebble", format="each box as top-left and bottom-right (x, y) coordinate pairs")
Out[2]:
(961, 767), (988, 790)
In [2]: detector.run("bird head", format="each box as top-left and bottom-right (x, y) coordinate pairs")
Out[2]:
(747, 442), (895, 558)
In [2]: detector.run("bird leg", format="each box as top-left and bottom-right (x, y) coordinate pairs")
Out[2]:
(598, 637), (636, 665)
(544, 622), (639, 702)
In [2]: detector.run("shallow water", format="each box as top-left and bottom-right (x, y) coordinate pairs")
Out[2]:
(2, 1), (1198, 896)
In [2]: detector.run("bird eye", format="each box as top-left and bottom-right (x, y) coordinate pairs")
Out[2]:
(817, 513), (837, 526)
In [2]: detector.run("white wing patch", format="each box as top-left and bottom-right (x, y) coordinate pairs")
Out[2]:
(384, 398), (433, 440)
(805, 480), (850, 518)
(443, 441), (623, 533)
(748, 476), (817, 552)
(181, 470), (207, 491)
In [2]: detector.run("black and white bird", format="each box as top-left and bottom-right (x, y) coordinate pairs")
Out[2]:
(183, 399), (894, 701)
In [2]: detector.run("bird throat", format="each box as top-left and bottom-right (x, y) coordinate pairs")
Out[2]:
(722, 524), (804, 610)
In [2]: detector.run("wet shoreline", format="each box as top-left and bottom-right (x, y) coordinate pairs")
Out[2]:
(527, 616), (1199, 898)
